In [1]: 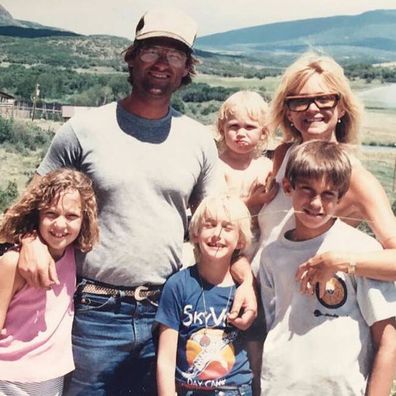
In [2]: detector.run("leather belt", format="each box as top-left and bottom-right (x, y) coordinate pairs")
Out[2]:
(80, 283), (161, 301)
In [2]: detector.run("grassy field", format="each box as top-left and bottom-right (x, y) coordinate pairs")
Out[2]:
(1, 107), (395, 204)
(360, 108), (396, 146)
(360, 149), (396, 200)
(0, 147), (42, 190)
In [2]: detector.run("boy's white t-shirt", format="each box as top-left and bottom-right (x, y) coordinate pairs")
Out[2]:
(258, 219), (396, 396)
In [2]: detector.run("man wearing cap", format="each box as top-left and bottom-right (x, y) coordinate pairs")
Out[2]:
(17, 7), (256, 396)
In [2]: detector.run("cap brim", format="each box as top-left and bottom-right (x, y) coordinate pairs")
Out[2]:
(135, 31), (193, 49)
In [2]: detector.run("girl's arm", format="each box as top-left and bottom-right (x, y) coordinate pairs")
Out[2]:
(0, 250), (24, 330)
(366, 317), (396, 396)
(157, 324), (178, 396)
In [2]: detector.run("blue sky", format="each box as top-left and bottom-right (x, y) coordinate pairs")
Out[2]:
(2, 0), (396, 39)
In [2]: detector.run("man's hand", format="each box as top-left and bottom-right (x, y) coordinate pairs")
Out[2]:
(228, 278), (257, 331)
(18, 234), (58, 288)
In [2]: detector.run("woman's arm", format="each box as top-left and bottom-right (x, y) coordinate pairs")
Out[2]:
(271, 142), (292, 177)
(0, 250), (24, 330)
(366, 317), (396, 396)
(157, 324), (178, 396)
(347, 164), (396, 244)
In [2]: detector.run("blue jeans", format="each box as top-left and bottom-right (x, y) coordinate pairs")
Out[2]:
(177, 384), (252, 396)
(64, 281), (158, 396)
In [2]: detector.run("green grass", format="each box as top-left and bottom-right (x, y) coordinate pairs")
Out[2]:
(360, 108), (396, 147)
(0, 147), (42, 191)
(196, 73), (280, 93)
(359, 150), (396, 204)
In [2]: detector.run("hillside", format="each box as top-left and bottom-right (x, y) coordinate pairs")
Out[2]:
(0, 3), (79, 37)
(0, 5), (396, 69)
(197, 9), (396, 65)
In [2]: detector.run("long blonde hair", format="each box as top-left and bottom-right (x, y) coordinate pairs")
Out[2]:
(271, 52), (363, 144)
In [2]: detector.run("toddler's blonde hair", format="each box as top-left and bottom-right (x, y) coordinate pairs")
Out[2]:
(216, 90), (270, 157)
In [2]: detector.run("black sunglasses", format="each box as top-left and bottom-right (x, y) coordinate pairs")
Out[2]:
(285, 93), (340, 112)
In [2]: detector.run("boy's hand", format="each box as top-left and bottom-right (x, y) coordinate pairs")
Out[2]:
(228, 279), (257, 331)
(18, 235), (58, 288)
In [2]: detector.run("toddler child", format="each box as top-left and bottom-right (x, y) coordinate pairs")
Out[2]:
(216, 90), (277, 394)
(216, 90), (276, 220)
(258, 140), (396, 395)
(0, 168), (99, 396)
(156, 195), (253, 396)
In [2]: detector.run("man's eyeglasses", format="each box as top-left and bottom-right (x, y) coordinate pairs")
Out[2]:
(139, 46), (187, 68)
(285, 93), (340, 112)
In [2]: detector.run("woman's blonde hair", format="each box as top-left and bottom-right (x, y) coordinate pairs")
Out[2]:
(0, 168), (99, 252)
(270, 52), (363, 144)
(215, 90), (270, 157)
(189, 194), (252, 251)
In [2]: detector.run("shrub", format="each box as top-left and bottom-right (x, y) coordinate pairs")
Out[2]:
(0, 181), (18, 214)
(0, 116), (52, 154)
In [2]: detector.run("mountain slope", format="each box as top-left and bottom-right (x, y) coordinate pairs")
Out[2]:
(197, 10), (396, 63)
(0, 3), (79, 37)
(0, 4), (23, 27)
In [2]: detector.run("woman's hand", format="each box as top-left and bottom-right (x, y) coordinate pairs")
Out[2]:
(296, 251), (354, 298)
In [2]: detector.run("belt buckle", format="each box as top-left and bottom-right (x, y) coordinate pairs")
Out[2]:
(134, 285), (149, 301)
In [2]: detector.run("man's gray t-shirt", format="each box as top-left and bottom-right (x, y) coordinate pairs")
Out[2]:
(38, 102), (219, 286)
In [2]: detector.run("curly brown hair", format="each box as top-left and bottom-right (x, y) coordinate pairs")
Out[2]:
(0, 168), (99, 252)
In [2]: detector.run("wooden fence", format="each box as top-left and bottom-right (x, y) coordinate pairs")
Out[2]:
(0, 102), (63, 121)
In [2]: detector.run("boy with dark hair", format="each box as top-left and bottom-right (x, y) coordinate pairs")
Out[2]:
(258, 140), (396, 395)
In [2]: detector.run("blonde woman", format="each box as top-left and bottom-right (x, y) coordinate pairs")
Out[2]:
(255, 51), (396, 290)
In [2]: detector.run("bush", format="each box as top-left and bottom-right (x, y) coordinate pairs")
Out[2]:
(0, 116), (52, 154)
(0, 181), (18, 214)
(0, 117), (13, 144)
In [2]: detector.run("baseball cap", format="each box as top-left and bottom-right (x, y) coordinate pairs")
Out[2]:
(134, 7), (198, 49)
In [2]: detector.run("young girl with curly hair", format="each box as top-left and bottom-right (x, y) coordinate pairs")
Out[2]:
(0, 168), (99, 396)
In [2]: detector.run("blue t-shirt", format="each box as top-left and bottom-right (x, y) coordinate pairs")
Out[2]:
(156, 265), (252, 389)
